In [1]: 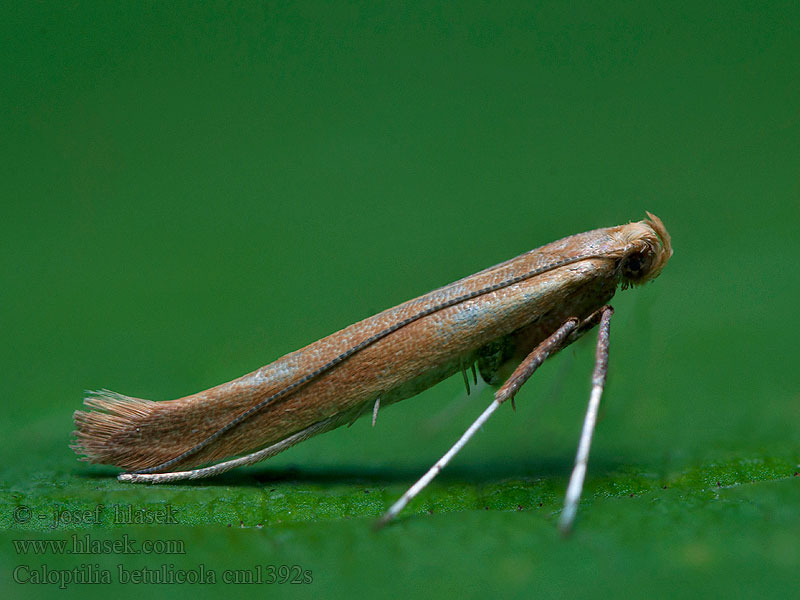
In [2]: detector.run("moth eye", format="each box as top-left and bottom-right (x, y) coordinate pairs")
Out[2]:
(621, 250), (652, 280)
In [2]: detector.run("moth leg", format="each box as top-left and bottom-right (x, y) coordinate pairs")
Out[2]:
(376, 317), (581, 529)
(460, 358), (472, 395)
(118, 415), (339, 483)
(372, 397), (381, 427)
(558, 305), (613, 535)
(494, 304), (610, 406)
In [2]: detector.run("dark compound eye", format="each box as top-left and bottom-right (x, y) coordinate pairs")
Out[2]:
(621, 251), (651, 280)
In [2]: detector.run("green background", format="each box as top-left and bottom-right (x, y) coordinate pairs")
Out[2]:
(2, 1), (799, 598)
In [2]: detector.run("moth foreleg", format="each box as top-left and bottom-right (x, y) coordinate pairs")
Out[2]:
(558, 305), (614, 535)
(376, 316), (583, 528)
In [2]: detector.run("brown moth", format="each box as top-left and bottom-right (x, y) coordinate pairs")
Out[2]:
(73, 213), (672, 532)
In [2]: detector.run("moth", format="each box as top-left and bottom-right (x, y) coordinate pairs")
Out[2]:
(73, 213), (672, 532)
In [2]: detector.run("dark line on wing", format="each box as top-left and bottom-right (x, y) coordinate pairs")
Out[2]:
(130, 250), (619, 474)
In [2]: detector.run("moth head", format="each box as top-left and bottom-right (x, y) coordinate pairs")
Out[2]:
(618, 212), (673, 286)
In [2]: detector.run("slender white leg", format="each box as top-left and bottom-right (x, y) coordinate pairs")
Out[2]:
(118, 417), (337, 483)
(376, 399), (501, 528)
(376, 318), (580, 528)
(372, 397), (381, 427)
(558, 384), (603, 533)
(558, 306), (613, 535)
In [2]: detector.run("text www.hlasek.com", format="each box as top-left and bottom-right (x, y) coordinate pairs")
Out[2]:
(13, 534), (185, 555)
